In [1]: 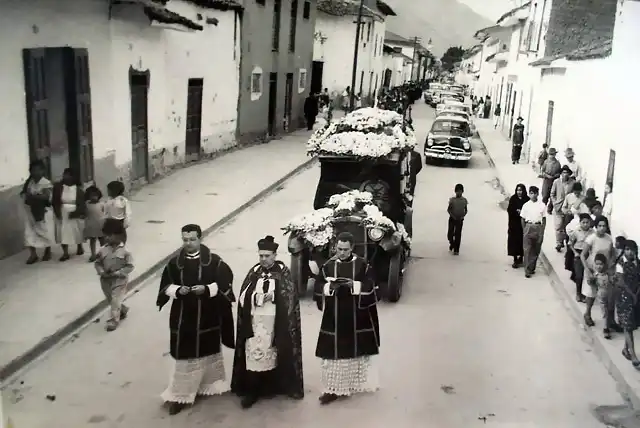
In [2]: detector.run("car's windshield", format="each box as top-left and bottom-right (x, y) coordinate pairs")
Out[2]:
(431, 120), (469, 135)
(442, 111), (468, 120)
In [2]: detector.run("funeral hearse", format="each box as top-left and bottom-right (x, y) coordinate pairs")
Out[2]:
(424, 115), (473, 166)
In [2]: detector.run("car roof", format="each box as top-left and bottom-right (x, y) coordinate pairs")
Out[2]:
(439, 110), (469, 116)
(434, 115), (469, 123)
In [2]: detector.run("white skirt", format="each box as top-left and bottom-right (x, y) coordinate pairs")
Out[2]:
(161, 353), (229, 404)
(320, 355), (379, 396)
(22, 205), (55, 248)
(56, 204), (84, 245)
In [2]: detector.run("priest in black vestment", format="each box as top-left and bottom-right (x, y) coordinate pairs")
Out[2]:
(313, 231), (380, 405)
(231, 235), (304, 408)
(156, 224), (236, 415)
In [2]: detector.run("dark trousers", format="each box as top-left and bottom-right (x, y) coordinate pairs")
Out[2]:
(573, 251), (585, 296)
(305, 115), (316, 130)
(447, 217), (463, 251)
(511, 144), (523, 162)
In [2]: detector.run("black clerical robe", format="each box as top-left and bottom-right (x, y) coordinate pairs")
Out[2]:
(231, 261), (304, 397)
(156, 245), (236, 360)
(314, 255), (380, 360)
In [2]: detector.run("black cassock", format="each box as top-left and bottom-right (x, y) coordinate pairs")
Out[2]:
(156, 245), (236, 360)
(231, 261), (304, 397)
(313, 255), (380, 360)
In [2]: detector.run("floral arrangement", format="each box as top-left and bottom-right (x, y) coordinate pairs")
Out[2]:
(283, 190), (409, 248)
(397, 223), (411, 247)
(307, 107), (417, 158)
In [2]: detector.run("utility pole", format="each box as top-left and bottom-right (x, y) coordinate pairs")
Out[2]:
(349, 0), (365, 111)
(410, 36), (421, 81)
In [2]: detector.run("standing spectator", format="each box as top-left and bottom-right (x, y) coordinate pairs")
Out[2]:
(493, 104), (501, 129)
(563, 148), (583, 183)
(536, 144), (549, 175)
(52, 168), (86, 261)
(507, 183), (529, 268)
(304, 93), (318, 131)
(483, 95), (492, 119)
(568, 214), (594, 303)
(512, 117), (525, 164)
(84, 185), (106, 262)
(21, 160), (54, 264)
(476, 98), (484, 118)
(540, 148), (562, 205)
(105, 181), (132, 243)
(520, 186), (547, 278)
(550, 165), (575, 252)
(341, 86), (351, 111)
(616, 240), (640, 367)
(447, 183), (468, 256)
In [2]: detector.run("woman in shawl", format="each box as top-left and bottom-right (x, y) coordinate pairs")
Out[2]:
(507, 183), (529, 268)
(52, 168), (86, 261)
(21, 160), (55, 264)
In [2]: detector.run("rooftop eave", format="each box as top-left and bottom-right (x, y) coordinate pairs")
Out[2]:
(530, 56), (570, 69)
(376, 0), (396, 16)
(496, 1), (531, 26)
(474, 25), (501, 40)
(182, 0), (243, 11)
(486, 51), (508, 63)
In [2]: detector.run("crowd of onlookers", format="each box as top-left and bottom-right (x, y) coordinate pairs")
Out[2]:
(507, 146), (640, 369)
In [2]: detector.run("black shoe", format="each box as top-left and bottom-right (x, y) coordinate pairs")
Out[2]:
(453, 251), (459, 256)
(584, 314), (595, 327)
(241, 395), (259, 409)
(168, 402), (187, 415)
(603, 328), (612, 339)
(319, 393), (339, 405)
(525, 273), (532, 278)
(576, 294), (586, 303)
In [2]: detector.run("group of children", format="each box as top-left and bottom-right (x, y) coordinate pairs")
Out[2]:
(86, 181), (135, 332)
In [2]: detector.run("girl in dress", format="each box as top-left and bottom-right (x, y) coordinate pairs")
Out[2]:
(52, 168), (86, 261)
(84, 185), (106, 262)
(105, 181), (131, 242)
(21, 160), (55, 264)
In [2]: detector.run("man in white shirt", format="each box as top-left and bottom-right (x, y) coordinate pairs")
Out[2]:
(520, 185), (547, 278)
(564, 148), (583, 184)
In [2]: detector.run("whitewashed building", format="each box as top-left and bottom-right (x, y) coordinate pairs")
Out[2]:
(0, 0), (241, 258)
(381, 44), (413, 87)
(312, 0), (396, 102)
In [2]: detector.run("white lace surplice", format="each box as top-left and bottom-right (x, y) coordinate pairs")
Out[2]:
(240, 276), (278, 372)
(321, 355), (379, 396)
(161, 353), (229, 404)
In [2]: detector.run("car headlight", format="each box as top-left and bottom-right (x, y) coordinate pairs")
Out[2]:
(368, 227), (385, 241)
(463, 141), (471, 149)
(427, 138), (434, 146)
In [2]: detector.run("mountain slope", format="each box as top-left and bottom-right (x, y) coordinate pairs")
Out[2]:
(383, 0), (493, 56)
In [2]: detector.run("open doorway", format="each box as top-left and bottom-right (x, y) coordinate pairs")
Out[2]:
(311, 61), (323, 95)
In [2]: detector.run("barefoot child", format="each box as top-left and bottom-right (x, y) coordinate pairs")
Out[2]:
(583, 254), (612, 337)
(84, 185), (105, 262)
(94, 219), (134, 332)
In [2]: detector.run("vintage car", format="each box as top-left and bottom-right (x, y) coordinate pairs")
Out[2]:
(436, 100), (471, 115)
(437, 109), (476, 134)
(284, 108), (416, 302)
(438, 91), (464, 104)
(424, 115), (473, 166)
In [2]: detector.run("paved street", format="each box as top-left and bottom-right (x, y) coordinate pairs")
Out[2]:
(1, 104), (626, 427)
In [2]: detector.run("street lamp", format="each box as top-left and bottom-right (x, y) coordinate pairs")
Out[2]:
(349, 0), (365, 111)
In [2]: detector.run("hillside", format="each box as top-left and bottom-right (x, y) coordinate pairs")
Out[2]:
(383, 0), (493, 56)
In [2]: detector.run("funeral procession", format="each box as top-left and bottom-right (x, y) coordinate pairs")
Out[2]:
(2, 0), (640, 427)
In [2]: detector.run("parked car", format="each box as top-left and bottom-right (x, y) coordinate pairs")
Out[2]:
(424, 116), (473, 167)
(437, 109), (476, 134)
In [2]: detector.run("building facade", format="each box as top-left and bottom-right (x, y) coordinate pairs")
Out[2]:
(0, 0), (241, 259)
(236, 0), (317, 141)
(312, 0), (395, 104)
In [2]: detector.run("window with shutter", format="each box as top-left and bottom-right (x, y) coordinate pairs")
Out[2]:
(272, 0), (281, 51)
(289, 0), (298, 52)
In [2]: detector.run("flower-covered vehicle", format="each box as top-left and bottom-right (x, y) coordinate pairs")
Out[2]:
(283, 108), (417, 303)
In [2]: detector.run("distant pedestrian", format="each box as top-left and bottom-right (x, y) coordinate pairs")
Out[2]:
(94, 218), (133, 332)
(507, 183), (529, 268)
(564, 148), (583, 183)
(512, 117), (525, 164)
(616, 239), (640, 367)
(105, 181), (131, 243)
(483, 96), (492, 119)
(493, 104), (501, 128)
(84, 185), (106, 262)
(304, 93), (319, 131)
(540, 147), (561, 205)
(52, 168), (86, 261)
(21, 160), (54, 264)
(156, 224), (236, 415)
(520, 185), (547, 278)
(342, 86), (351, 111)
(447, 183), (468, 255)
(536, 144), (548, 176)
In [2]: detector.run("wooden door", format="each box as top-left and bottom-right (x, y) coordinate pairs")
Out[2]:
(63, 48), (94, 183)
(268, 73), (278, 135)
(545, 100), (554, 147)
(185, 78), (204, 161)
(310, 61), (323, 94)
(129, 69), (150, 182)
(23, 49), (52, 176)
(284, 73), (293, 127)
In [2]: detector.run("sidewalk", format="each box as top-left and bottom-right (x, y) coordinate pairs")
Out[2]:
(0, 125), (322, 382)
(475, 119), (640, 409)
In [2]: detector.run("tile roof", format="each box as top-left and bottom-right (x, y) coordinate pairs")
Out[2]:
(317, 0), (383, 20)
(183, 0), (243, 11)
(384, 30), (413, 45)
(144, 5), (204, 30)
(496, 1), (531, 25)
(376, 0), (396, 16)
(565, 38), (612, 61)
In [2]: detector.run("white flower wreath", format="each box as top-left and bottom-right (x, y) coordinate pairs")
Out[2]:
(307, 107), (417, 158)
